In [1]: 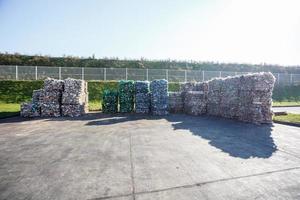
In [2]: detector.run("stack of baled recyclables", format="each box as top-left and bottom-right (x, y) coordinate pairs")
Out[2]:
(61, 78), (89, 117)
(102, 79), (169, 115)
(20, 78), (88, 118)
(178, 72), (275, 124)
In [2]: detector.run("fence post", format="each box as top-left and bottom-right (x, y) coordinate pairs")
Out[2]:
(59, 67), (61, 80)
(166, 69), (168, 81)
(15, 65), (18, 80)
(219, 71), (222, 77)
(81, 67), (84, 80)
(202, 71), (204, 82)
(125, 68), (128, 80)
(146, 69), (149, 81)
(184, 70), (187, 82)
(235, 71), (237, 76)
(277, 73), (280, 85)
(104, 68), (106, 81)
(35, 66), (38, 80)
(290, 74), (293, 85)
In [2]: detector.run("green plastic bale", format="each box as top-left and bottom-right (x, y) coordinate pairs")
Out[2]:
(119, 80), (135, 113)
(102, 90), (118, 113)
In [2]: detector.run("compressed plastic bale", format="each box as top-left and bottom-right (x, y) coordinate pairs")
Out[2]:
(102, 90), (118, 113)
(206, 103), (220, 116)
(39, 90), (61, 104)
(20, 102), (40, 117)
(44, 78), (64, 92)
(40, 103), (61, 117)
(32, 89), (43, 105)
(61, 104), (88, 117)
(150, 79), (168, 115)
(184, 91), (207, 115)
(119, 80), (135, 113)
(180, 82), (197, 93)
(135, 81), (150, 93)
(62, 78), (88, 105)
(168, 92), (183, 113)
(135, 93), (150, 114)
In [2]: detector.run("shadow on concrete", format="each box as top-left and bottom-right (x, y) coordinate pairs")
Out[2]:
(2, 112), (277, 159)
(83, 113), (277, 159)
(167, 115), (277, 159)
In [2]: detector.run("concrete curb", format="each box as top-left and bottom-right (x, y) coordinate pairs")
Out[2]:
(273, 120), (300, 127)
(272, 105), (300, 108)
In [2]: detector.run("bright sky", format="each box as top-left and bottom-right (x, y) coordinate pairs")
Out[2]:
(0, 0), (300, 65)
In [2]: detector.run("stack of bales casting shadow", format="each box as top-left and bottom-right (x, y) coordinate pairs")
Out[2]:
(205, 72), (275, 124)
(119, 80), (135, 113)
(61, 78), (89, 117)
(168, 92), (183, 113)
(102, 90), (118, 114)
(237, 72), (275, 124)
(135, 81), (150, 114)
(150, 79), (169, 115)
(39, 78), (64, 117)
(20, 89), (43, 117)
(180, 82), (208, 115)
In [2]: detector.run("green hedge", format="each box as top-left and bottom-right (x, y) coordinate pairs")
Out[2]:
(0, 80), (43, 103)
(273, 85), (300, 102)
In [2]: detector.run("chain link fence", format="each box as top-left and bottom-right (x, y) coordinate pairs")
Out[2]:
(1, 65), (299, 86)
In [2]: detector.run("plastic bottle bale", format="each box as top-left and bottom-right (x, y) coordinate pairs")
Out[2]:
(168, 92), (183, 113)
(135, 81), (150, 93)
(32, 89), (43, 105)
(150, 79), (168, 115)
(40, 90), (62, 104)
(102, 90), (118, 114)
(118, 80), (135, 113)
(40, 103), (61, 117)
(44, 78), (64, 92)
(184, 91), (207, 115)
(135, 93), (150, 114)
(20, 102), (40, 117)
(61, 104), (88, 117)
(62, 78), (88, 105)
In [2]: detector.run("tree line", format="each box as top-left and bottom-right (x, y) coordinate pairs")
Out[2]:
(1, 52), (300, 73)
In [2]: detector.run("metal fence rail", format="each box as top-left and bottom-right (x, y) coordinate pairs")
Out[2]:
(1, 65), (300, 86)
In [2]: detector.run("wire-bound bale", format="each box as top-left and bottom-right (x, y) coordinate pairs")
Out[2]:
(184, 91), (207, 115)
(119, 80), (135, 113)
(102, 90), (118, 114)
(150, 79), (168, 115)
(168, 92), (183, 113)
(20, 102), (40, 117)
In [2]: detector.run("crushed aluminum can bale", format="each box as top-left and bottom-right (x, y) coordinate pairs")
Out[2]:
(20, 102), (40, 117)
(61, 104), (88, 117)
(168, 92), (183, 113)
(150, 79), (168, 115)
(135, 93), (150, 114)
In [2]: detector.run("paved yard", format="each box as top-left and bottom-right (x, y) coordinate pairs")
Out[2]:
(0, 113), (300, 200)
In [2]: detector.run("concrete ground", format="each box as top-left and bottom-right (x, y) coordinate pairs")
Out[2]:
(272, 106), (300, 114)
(0, 113), (300, 200)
